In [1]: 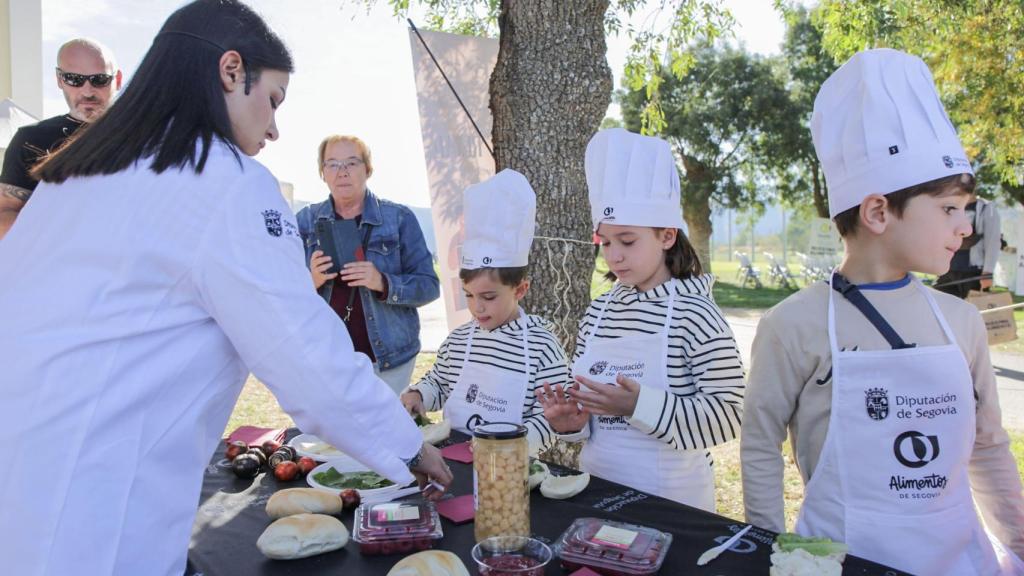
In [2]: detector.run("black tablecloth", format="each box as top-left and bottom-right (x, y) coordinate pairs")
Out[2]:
(187, 431), (908, 575)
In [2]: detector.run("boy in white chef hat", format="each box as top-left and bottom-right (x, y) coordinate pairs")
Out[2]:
(741, 48), (1024, 574)
(536, 128), (745, 510)
(401, 169), (568, 454)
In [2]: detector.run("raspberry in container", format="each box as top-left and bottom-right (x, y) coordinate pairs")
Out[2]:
(351, 501), (443, 555)
(553, 517), (672, 576)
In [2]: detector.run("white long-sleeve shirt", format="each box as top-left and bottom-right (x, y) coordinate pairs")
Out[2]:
(969, 198), (1001, 273)
(0, 141), (422, 576)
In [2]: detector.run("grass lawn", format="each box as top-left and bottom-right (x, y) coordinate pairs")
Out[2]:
(591, 255), (803, 310)
(224, 357), (1024, 526)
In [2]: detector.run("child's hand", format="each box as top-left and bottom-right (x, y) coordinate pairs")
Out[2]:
(568, 373), (641, 417)
(535, 381), (589, 433)
(400, 389), (425, 417)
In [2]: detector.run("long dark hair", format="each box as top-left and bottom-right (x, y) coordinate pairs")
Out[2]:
(604, 227), (703, 283)
(35, 0), (293, 183)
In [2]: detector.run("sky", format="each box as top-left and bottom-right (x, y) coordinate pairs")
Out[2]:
(39, 0), (790, 210)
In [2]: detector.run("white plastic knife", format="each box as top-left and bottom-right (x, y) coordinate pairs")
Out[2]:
(696, 524), (753, 566)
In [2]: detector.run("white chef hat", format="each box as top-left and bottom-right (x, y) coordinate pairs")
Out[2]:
(586, 128), (685, 231)
(812, 48), (973, 219)
(460, 169), (536, 269)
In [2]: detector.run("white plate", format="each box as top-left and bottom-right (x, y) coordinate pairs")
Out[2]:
(306, 458), (405, 499)
(287, 433), (346, 461)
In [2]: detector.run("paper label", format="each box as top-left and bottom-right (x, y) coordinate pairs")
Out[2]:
(374, 503), (420, 522)
(591, 525), (638, 549)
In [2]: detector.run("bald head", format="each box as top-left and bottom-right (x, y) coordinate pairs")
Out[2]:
(56, 38), (121, 122)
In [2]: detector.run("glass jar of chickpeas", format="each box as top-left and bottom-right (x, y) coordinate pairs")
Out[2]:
(472, 422), (530, 542)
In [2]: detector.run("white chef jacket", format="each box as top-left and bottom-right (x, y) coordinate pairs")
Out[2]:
(0, 141), (422, 576)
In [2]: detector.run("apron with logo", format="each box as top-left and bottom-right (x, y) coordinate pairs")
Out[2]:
(445, 310), (530, 433)
(574, 281), (715, 511)
(795, 273), (1022, 575)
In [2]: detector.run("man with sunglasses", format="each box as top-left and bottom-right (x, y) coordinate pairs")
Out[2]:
(0, 38), (121, 239)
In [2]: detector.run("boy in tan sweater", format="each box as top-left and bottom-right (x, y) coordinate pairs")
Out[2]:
(741, 48), (1023, 575)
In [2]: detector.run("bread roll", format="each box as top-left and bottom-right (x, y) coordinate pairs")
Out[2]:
(387, 550), (470, 576)
(266, 488), (343, 519)
(257, 513), (349, 560)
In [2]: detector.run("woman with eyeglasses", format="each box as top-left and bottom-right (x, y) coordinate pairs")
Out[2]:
(296, 135), (441, 394)
(0, 1), (451, 574)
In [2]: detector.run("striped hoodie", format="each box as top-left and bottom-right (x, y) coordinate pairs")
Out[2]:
(408, 313), (568, 452)
(572, 275), (745, 451)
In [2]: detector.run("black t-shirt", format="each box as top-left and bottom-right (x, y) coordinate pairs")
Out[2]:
(0, 114), (84, 191)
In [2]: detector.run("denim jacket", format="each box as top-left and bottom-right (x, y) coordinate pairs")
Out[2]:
(296, 189), (440, 370)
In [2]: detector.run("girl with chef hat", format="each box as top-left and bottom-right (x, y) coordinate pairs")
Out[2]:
(401, 169), (568, 454)
(741, 49), (1024, 575)
(536, 128), (745, 510)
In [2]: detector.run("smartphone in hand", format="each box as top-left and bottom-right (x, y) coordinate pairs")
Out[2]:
(315, 219), (363, 277)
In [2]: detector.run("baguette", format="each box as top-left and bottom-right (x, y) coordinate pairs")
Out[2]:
(257, 513), (349, 560)
(265, 488), (343, 519)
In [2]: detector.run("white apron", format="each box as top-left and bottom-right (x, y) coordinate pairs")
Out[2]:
(445, 311), (530, 433)
(575, 281), (715, 511)
(795, 274), (1023, 575)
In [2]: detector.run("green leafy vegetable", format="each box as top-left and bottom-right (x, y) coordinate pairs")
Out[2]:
(313, 467), (395, 490)
(775, 533), (848, 557)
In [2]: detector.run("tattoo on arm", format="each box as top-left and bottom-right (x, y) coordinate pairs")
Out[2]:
(0, 183), (33, 208)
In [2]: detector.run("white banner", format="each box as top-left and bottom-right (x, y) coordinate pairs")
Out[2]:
(808, 217), (842, 267)
(409, 28), (498, 330)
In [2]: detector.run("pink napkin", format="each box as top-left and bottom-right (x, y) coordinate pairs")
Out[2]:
(441, 441), (473, 463)
(225, 426), (286, 447)
(568, 568), (602, 576)
(436, 494), (475, 524)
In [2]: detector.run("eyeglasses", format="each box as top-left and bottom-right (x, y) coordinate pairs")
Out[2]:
(56, 68), (114, 88)
(322, 158), (365, 173)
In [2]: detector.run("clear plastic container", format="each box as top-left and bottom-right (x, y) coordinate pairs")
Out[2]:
(351, 501), (443, 555)
(553, 517), (672, 576)
(472, 422), (530, 542)
(471, 536), (553, 576)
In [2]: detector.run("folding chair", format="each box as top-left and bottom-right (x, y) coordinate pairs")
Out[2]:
(733, 251), (763, 289)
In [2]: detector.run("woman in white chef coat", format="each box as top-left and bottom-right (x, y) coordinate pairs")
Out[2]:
(0, 2), (450, 575)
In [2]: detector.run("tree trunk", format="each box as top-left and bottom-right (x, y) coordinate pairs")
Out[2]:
(810, 158), (829, 218)
(490, 0), (612, 354)
(681, 154), (714, 272)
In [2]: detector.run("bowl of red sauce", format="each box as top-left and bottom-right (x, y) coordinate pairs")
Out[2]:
(471, 536), (552, 576)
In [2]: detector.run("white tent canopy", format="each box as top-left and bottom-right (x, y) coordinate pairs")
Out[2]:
(0, 99), (39, 153)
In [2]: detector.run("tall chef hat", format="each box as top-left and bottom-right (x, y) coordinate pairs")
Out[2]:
(585, 128), (685, 231)
(812, 48), (973, 219)
(460, 169), (536, 269)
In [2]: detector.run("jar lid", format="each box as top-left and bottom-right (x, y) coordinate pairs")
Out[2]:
(472, 422), (527, 440)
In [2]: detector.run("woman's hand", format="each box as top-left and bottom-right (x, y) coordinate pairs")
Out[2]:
(340, 261), (385, 293)
(409, 443), (453, 501)
(400, 389), (425, 417)
(535, 381), (590, 433)
(310, 250), (337, 289)
(566, 373), (641, 417)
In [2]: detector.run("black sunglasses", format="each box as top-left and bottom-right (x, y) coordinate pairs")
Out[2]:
(56, 68), (113, 88)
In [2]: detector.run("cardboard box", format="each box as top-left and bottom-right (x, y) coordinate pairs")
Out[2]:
(967, 290), (1018, 345)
